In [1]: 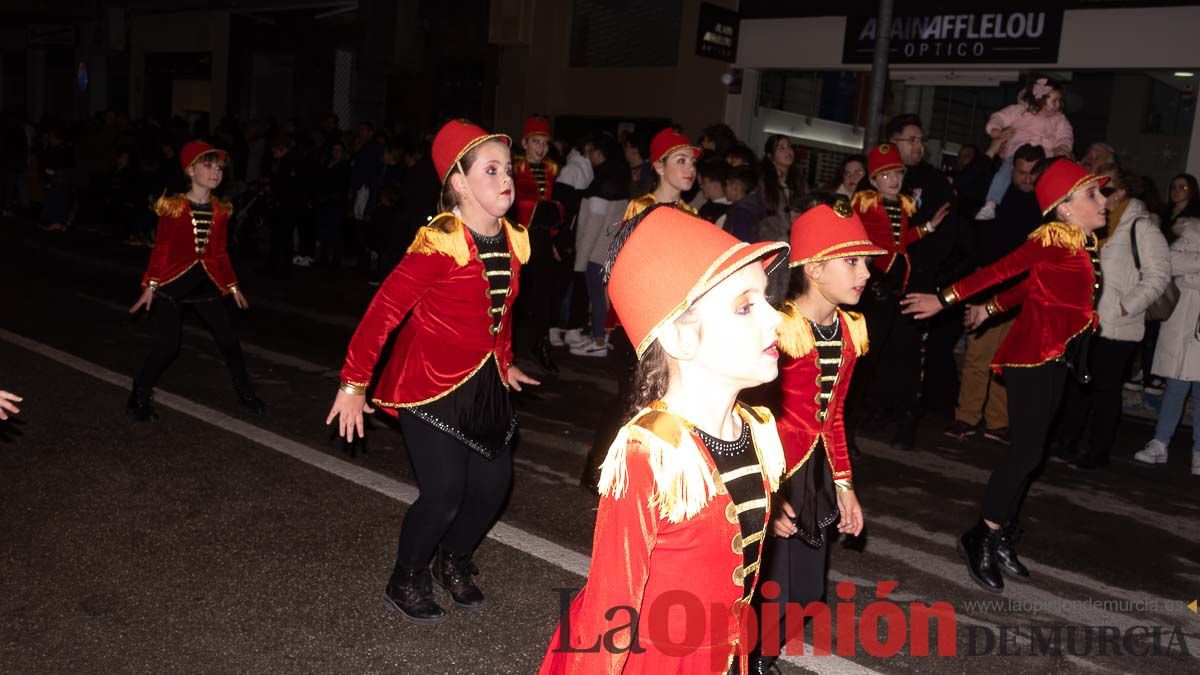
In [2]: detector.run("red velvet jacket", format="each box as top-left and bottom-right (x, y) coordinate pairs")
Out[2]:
(339, 213), (530, 410)
(943, 222), (1099, 374)
(141, 195), (238, 293)
(541, 403), (785, 675)
(775, 304), (866, 484)
(513, 157), (563, 228)
(852, 191), (924, 286)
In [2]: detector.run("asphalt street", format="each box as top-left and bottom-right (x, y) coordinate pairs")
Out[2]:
(1, 221), (1198, 674)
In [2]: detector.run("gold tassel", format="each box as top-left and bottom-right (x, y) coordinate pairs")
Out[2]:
(839, 309), (869, 356)
(212, 196), (233, 217)
(1029, 221), (1086, 252)
(153, 194), (186, 218)
(900, 194), (917, 217)
(740, 404), (785, 493)
(406, 212), (471, 266)
(851, 190), (879, 215)
(597, 408), (718, 524)
(777, 301), (816, 358)
(623, 194), (657, 222)
(504, 218), (531, 264)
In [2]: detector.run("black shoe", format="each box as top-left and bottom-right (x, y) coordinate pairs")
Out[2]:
(383, 565), (446, 624)
(234, 382), (266, 417)
(957, 520), (1005, 593)
(982, 427), (1010, 445)
(126, 387), (158, 422)
(891, 413), (918, 450)
(943, 419), (977, 442)
(995, 522), (1030, 579)
(532, 337), (559, 374)
(432, 548), (485, 609)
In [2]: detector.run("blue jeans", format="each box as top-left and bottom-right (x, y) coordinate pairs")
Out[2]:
(985, 155), (1014, 205)
(584, 262), (607, 339)
(1153, 377), (1200, 450)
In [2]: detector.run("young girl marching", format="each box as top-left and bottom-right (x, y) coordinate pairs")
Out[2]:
(902, 159), (1109, 593)
(325, 120), (539, 623)
(128, 140), (264, 421)
(751, 202), (880, 670)
(976, 75), (1074, 220)
(540, 205), (789, 673)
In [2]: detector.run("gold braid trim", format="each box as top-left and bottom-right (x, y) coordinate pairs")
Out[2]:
(406, 212), (471, 266)
(839, 308), (869, 357)
(738, 403), (784, 493)
(503, 218), (531, 264)
(1029, 221), (1086, 252)
(899, 194), (917, 217)
(777, 301), (816, 358)
(596, 408), (717, 524)
(153, 194), (187, 217)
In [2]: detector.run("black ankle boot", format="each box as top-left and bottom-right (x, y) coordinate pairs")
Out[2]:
(432, 548), (485, 609)
(532, 337), (559, 374)
(995, 522), (1030, 579)
(234, 381), (266, 417)
(383, 564), (446, 624)
(126, 387), (158, 422)
(958, 520), (1004, 593)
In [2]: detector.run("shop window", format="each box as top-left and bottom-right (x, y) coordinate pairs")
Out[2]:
(569, 0), (681, 68)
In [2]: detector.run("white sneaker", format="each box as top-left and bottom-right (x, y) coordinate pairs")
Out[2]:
(549, 328), (565, 347)
(1192, 451), (1200, 476)
(974, 202), (997, 221)
(570, 341), (609, 358)
(1133, 439), (1168, 464)
(564, 329), (589, 347)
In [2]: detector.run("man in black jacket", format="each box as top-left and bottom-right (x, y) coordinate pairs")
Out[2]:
(944, 144), (1046, 444)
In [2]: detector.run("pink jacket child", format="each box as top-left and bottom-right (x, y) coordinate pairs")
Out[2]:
(977, 76), (1074, 219)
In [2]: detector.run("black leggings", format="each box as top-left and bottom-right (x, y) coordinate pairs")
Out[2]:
(393, 413), (513, 568)
(981, 363), (1067, 524)
(133, 293), (251, 393)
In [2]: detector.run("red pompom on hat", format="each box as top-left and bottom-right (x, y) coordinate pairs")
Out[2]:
(1035, 158), (1109, 216)
(522, 115), (551, 139)
(649, 127), (701, 165)
(179, 140), (228, 172)
(867, 143), (904, 177)
(608, 206), (788, 358)
(432, 119), (511, 186)
(789, 201), (887, 268)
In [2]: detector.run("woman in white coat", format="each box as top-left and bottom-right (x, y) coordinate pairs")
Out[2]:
(1137, 212), (1200, 475)
(1056, 170), (1171, 469)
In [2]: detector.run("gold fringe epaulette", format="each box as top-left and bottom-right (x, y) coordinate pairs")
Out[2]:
(153, 193), (233, 217)
(840, 309), (869, 356)
(623, 193), (658, 222)
(1029, 221), (1086, 252)
(407, 213), (530, 266)
(851, 190), (916, 217)
(738, 403), (784, 493)
(777, 301), (816, 358)
(153, 194), (187, 217)
(597, 408), (716, 524)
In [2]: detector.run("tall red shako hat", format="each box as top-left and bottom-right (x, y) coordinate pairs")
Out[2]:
(179, 140), (228, 172)
(1035, 158), (1109, 216)
(867, 143), (904, 177)
(789, 201), (887, 267)
(432, 119), (511, 185)
(608, 207), (788, 357)
(522, 115), (551, 139)
(649, 127), (701, 165)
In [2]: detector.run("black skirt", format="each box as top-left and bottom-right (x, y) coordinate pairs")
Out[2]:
(402, 354), (516, 460)
(788, 438), (840, 548)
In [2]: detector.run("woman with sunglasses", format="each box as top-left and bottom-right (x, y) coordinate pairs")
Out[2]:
(901, 158), (1109, 594)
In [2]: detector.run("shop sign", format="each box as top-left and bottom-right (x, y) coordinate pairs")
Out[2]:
(696, 2), (739, 63)
(842, 10), (1065, 64)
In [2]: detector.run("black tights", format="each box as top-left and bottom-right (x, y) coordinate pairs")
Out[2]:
(133, 294), (251, 393)
(393, 413), (513, 570)
(981, 363), (1067, 524)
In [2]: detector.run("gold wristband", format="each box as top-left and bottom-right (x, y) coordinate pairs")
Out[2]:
(339, 382), (368, 396)
(147, 280), (160, 290)
(229, 284), (240, 294)
(834, 479), (854, 493)
(985, 299), (1001, 316)
(939, 286), (960, 307)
